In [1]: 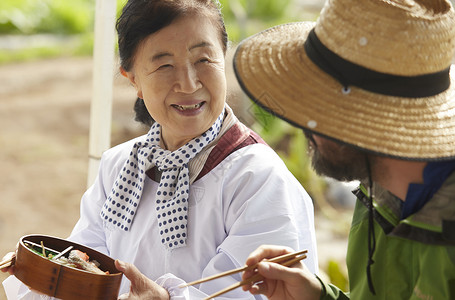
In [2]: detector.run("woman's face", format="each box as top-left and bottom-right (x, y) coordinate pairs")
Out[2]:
(124, 15), (227, 150)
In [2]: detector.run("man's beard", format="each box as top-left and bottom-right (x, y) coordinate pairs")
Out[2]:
(305, 131), (370, 182)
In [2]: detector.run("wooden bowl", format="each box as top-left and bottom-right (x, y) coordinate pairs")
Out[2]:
(14, 234), (122, 300)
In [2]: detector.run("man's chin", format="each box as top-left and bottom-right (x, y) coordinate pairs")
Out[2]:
(311, 152), (366, 182)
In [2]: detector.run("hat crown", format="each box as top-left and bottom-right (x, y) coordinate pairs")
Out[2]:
(315, 0), (455, 76)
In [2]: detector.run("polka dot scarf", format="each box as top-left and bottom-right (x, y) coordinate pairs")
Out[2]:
(101, 107), (225, 249)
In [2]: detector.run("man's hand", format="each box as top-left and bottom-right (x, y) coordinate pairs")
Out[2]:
(241, 245), (322, 300)
(115, 260), (170, 300)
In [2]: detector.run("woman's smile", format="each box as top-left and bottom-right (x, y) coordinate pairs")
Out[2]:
(171, 101), (204, 111)
(171, 101), (206, 117)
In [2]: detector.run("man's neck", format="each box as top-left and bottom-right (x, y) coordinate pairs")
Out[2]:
(373, 157), (427, 201)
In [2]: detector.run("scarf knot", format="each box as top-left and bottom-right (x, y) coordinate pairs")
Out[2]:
(100, 107), (225, 250)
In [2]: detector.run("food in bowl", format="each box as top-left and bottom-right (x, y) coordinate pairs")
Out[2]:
(24, 241), (108, 275)
(13, 234), (122, 300)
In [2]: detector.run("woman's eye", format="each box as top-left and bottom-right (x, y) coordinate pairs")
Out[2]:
(157, 64), (172, 70)
(198, 58), (210, 63)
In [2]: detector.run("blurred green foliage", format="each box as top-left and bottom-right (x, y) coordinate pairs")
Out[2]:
(0, 0), (306, 63)
(327, 260), (349, 292)
(0, 0), (94, 34)
(0, 34), (93, 64)
(0, 0), (96, 62)
(222, 0), (291, 20)
(37, 1), (93, 34)
(0, 0), (298, 49)
(0, 46), (59, 64)
(220, 0), (295, 40)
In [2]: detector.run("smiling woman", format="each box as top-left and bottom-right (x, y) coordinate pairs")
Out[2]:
(121, 15), (227, 150)
(2, 1), (318, 299)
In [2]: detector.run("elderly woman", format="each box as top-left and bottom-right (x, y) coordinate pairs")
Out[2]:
(2, 0), (317, 299)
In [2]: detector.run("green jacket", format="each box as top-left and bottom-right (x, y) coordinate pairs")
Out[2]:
(320, 173), (455, 299)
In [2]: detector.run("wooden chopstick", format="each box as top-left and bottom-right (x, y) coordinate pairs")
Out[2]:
(24, 240), (60, 254)
(182, 249), (308, 288)
(203, 253), (307, 300)
(40, 241), (46, 257)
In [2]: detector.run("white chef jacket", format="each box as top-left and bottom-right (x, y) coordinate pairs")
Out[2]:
(3, 131), (318, 299)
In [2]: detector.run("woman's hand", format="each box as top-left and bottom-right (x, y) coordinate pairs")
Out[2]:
(1, 250), (47, 296)
(115, 260), (170, 300)
(0, 252), (16, 275)
(241, 245), (322, 300)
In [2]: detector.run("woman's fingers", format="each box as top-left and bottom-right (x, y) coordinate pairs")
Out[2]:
(115, 260), (143, 284)
(115, 260), (169, 300)
(0, 252), (16, 274)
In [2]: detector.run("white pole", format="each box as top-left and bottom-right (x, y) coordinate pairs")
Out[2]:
(87, 0), (117, 188)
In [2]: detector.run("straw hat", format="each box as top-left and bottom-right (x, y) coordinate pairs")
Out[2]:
(233, 0), (455, 160)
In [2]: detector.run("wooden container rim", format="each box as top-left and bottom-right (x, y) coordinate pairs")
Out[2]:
(19, 234), (122, 276)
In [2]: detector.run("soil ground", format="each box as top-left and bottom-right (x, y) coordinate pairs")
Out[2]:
(0, 56), (349, 299)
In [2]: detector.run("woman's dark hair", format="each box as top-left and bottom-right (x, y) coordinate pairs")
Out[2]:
(117, 0), (228, 127)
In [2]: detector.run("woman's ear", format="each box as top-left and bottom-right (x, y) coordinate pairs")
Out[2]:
(120, 67), (143, 99)
(119, 67), (129, 79)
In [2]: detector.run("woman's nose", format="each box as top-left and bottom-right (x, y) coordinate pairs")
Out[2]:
(174, 65), (202, 94)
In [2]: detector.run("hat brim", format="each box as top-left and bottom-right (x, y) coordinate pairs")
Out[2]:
(233, 22), (455, 160)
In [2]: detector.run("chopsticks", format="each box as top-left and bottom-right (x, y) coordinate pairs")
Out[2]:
(0, 242), (74, 270)
(23, 240), (60, 254)
(182, 249), (307, 300)
(23, 240), (72, 260)
(52, 246), (73, 260)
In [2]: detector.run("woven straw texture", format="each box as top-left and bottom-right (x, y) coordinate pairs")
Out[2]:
(234, 0), (455, 160)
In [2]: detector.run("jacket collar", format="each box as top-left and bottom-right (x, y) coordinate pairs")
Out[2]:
(354, 172), (455, 245)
